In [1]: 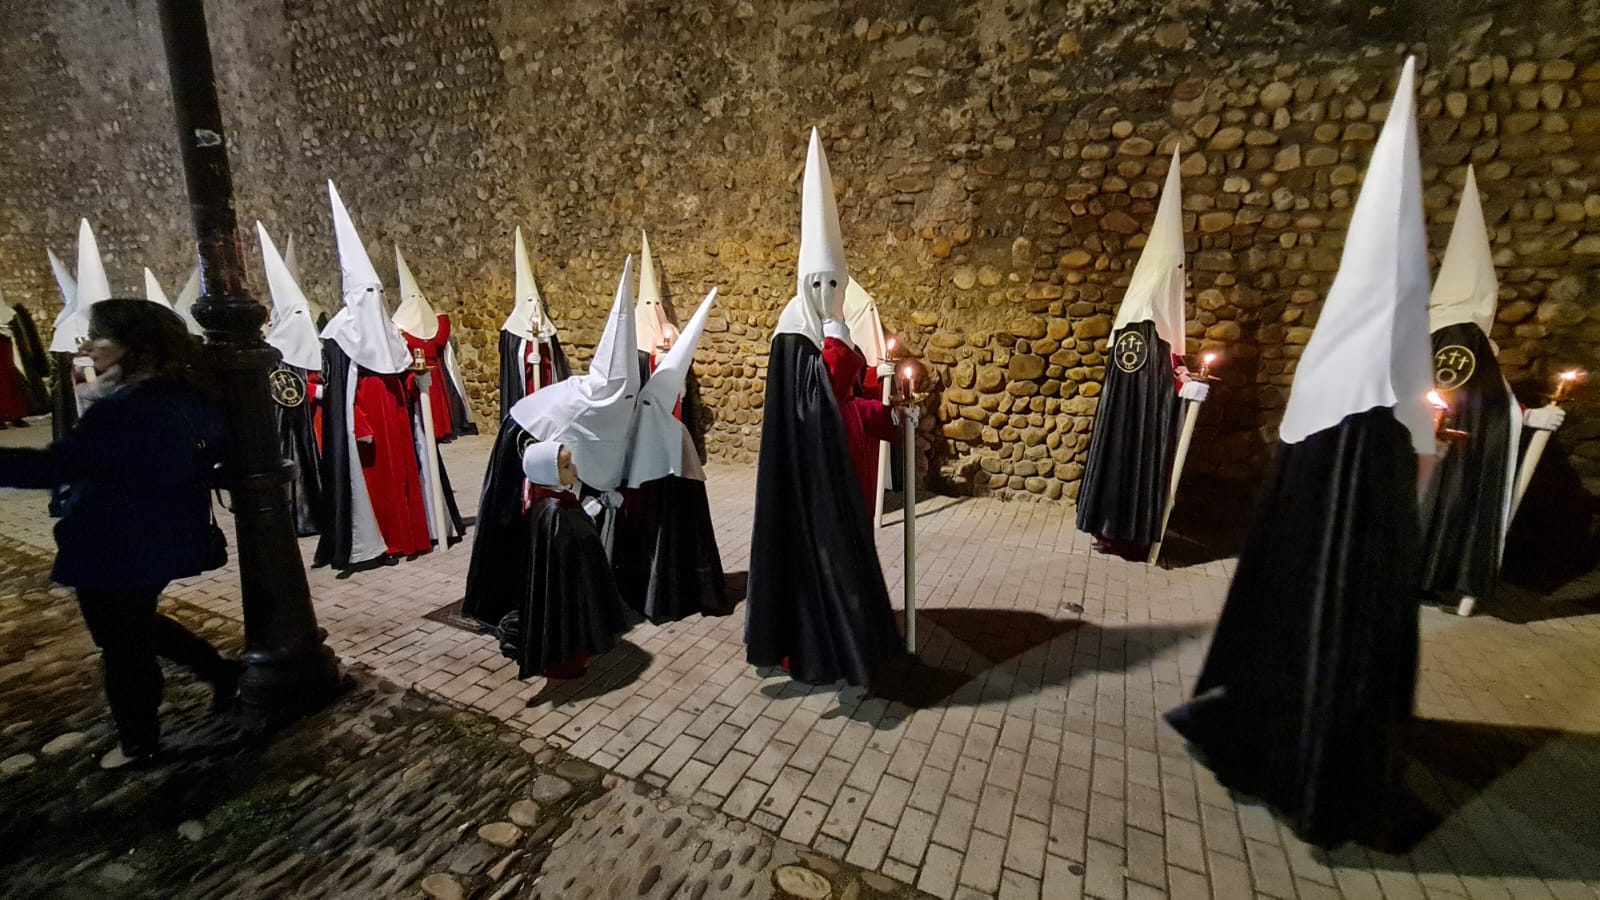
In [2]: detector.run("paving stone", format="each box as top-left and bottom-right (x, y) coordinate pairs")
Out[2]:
(40, 731), (88, 755)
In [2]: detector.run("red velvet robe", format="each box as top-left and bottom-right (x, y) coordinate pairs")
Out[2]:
(822, 337), (894, 519)
(401, 314), (454, 441)
(0, 336), (27, 421)
(355, 370), (432, 557)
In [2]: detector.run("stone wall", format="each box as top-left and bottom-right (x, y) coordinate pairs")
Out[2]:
(1, 0), (1598, 496)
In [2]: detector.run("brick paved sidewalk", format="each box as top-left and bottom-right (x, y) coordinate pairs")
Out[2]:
(2, 424), (1597, 900)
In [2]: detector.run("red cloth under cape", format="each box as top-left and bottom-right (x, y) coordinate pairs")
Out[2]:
(401, 314), (454, 441)
(354, 370), (431, 557)
(0, 336), (27, 420)
(822, 336), (894, 518)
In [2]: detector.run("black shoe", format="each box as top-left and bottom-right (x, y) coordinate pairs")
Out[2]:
(211, 660), (244, 715)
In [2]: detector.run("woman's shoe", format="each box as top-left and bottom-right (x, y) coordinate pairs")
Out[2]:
(99, 746), (157, 771)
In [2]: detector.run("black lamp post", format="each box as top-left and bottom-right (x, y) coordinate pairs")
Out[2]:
(158, 0), (340, 723)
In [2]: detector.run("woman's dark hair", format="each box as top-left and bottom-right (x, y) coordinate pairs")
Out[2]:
(88, 298), (206, 387)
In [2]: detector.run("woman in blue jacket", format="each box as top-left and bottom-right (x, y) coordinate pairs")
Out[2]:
(0, 299), (238, 770)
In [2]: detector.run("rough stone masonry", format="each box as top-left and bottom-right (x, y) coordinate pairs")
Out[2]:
(0, 0), (1596, 499)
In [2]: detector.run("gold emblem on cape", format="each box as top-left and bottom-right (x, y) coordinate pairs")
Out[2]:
(1114, 331), (1149, 374)
(269, 368), (307, 409)
(1432, 345), (1476, 390)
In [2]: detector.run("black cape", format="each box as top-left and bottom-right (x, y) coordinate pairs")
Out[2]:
(462, 418), (632, 678)
(615, 477), (729, 624)
(1165, 408), (1420, 847)
(313, 341), (359, 569)
(276, 363), (324, 537)
(497, 330), (571, 420)
(48, 352), (79, 518)
(1418, 323), (1514, 603)
(442, 335), (478, 437)
(9, 306), (50, 416)
(1075, 320), (1180, 546)
(745, 332), (903, 686)
(462, 417), (533, 628)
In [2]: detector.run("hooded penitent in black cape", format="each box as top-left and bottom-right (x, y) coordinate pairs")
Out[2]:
(1164, 408), (1420, 847)
(461, 418), (633, 678)
(1419, 323), (1514, 603)
(275, 363), (324, 537)
(1075, 320), (1180, 546)
(745, 332), (903, 686)
(612, 350), (729, 623)
(10, 306), (50, 416)
(497, 330), (572, 419)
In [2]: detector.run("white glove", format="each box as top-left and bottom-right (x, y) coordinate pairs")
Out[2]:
(876, 362), (895, 379)
(891, 406), (921, 428)
(1525, 405), (1566, 431)
(600, 490), (625, 510)
(581, 497), (603, 520)
(1179, 381), (1210, 403)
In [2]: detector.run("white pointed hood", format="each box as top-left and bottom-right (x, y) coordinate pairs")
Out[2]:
(1113, 149), (1188, 353)
(504, 227), (558, 341)
(75, 219), (112, 310)
(775, 128), (847, 347)
(144, 268), (172, 308)
(627, 287), (717, 486)
(284, 234), (302, 283)
(173, 268), (204, 336)
(1279, 57), (1433, 455)
(1429, 166), (1498, 335)
(321, 181), (412, 374)
(258, 222), (324, 371)
(47, 248), (85, 353)
(635, 230), (679, 354)
(392, 246), (440, 340)
(844, 278), (889, 368)
(509, 257), (641, 491)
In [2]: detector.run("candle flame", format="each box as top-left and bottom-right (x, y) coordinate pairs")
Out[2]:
(1561, 370), (1580, 382)
(1427, 390), (1449, 411)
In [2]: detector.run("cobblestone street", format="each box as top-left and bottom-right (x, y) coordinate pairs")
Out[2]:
(3, 424), (1599, 899)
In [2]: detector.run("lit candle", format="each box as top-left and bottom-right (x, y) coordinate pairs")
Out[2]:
(1553, 369), (1582, 404)
(903, 365), (916, 399)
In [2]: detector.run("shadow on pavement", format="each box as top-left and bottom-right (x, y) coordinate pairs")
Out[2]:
(1351, 718), (1600, 882)
(866, 608), (1201, 712)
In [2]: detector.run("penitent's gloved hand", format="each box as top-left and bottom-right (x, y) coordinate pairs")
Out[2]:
(1179, 381), (1210, 403)
(1525, 405), (1566, 431)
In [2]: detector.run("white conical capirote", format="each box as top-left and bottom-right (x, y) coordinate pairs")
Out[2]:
(1113, 149), (1188, 353)
(776, 128), (848, 346)
(76, 220), (112, 309)
(635, 230), (679, 354)
(844, 278), (888, 368)
(504, 227), (557, 341)
(47, 249), (84, 353)
(628, 287), (718, 486)
(173, 268), (203, 336)
(392, 246), (440, 340)
(1429, 166), (1499, 336)
(1279, 57), (1434, 455)
(797, 128), (847, 287)
(257, 222), (324, 371)
(143, 268), (172, 308)
(509, 256), (641, 491)
(321, 181), (411, 373)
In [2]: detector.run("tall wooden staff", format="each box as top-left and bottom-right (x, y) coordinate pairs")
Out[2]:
(1510, 369), (1580, 519)
(1148, 352), (1220, 566)
(893, 358), (927, 653)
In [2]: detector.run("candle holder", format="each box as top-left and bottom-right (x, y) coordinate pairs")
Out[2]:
(1194, 351), (1223, 382)
(409, 347), (428, 373)
(893, 357), (930, 407)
